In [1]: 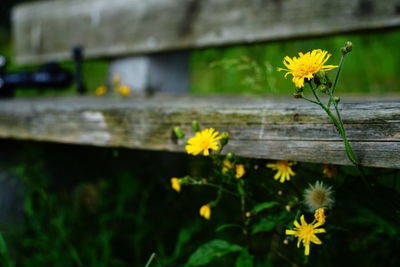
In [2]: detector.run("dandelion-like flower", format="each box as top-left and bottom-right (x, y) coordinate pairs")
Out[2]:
(186, 128), (222, 156)
(322, 164), (337, 178)
(170, 177), (181, 192)
(285, 214), (326, 256)
(266, 161), (296, 183)
(304, 181), (334, 212)
(278, 49), (338, 88)
(235, 164), (245, 179)
(199, 204), (211, 220)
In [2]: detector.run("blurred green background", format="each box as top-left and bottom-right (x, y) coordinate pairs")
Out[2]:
(2, 1), (400, 96)
(190, 31), (400, 95)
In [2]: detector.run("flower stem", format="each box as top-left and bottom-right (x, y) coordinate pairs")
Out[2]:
(237, 180), (251, 251)
(308, 83), (358, 165)
(328, 54), (346, 108)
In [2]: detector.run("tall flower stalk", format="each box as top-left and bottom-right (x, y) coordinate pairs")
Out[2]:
(278, 42), (359, 168)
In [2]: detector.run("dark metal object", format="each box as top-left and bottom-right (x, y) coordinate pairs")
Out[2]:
(0, 47), (86, 97)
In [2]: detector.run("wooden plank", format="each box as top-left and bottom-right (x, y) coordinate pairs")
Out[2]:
(12, 0), (400, 64)
(0, 96), (399, 168)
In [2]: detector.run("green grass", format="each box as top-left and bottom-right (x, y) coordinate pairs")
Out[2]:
(190, 29), (400, 95)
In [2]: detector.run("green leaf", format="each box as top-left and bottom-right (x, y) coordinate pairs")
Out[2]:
(216, 224), (242, 233)
(252, 201), (279, 214)
(252, 212), (290, 234)
(235, 249), (253, 267)
(251, 218), (276, 234)
(187, 239), (243, 266)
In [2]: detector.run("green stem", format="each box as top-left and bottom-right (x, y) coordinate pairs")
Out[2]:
(237, 180), (251, 251)
(202, 182), (241, 198)
(144, 253), (162, 267)
(308, 83), (358, 165)
(326, 90), (358, 165)
(0, 233), (13, 267)
(328, 54), (346, 108)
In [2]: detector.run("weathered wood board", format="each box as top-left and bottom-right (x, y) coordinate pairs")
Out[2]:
(13, 0), (400, 64)
(0, 96), (399, 168)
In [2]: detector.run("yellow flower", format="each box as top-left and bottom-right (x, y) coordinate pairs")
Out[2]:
(117, 85), (131, 96)
(322, 164), (337, 178)
(222, 159), (234, 174)
(235, 164), (245, 179)
(95, 85), (107, 96)
(170, 177), (181, 192)
(285, 215), (326, 256)
(278, 49), (338, 88)
(199, 204), (211, 220)
(314, 208), (326, 225)
(185, 128), (222, 156)
(266, 161), (295, 183)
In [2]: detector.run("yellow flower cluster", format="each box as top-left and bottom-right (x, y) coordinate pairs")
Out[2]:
(222, 159), (246, 179)
(94, 74), (131, 97)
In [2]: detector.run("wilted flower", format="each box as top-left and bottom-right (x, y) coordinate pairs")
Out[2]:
(322, 164), (337, 178)
(304, 181), (334, 212)
(314, 208), (326, 225)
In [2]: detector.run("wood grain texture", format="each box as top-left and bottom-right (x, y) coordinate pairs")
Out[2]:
(0, 96), (399, 168)
(12, 0), (400, 64)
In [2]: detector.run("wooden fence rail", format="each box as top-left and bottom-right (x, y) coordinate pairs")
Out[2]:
(0, 96), (399, 168)
(12, 0), (400, 64)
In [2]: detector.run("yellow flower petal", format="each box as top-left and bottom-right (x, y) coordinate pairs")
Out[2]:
(170, 177), (181, 192)
(278, 49), (338, 88)
(285, 213), (326, 256)
(267, 161), (296, 183)
(199, 204), (211, 220)
(185, 128), (222, 156)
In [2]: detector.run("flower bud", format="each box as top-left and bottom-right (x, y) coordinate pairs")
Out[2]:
(314, 70), (327, 86)
(173, 126), (185, 140)
(341, 41), (353, 55)
(191, 120), (200, 132)
(318, 85), (328, 93)
(226, 152), (234, 159)
(220, 132), (230, 146)
(245, 211), (251, 218)
(334, 96), (340, 103)
(345, 41), (353, 52)
(294, 92), (303, 99)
